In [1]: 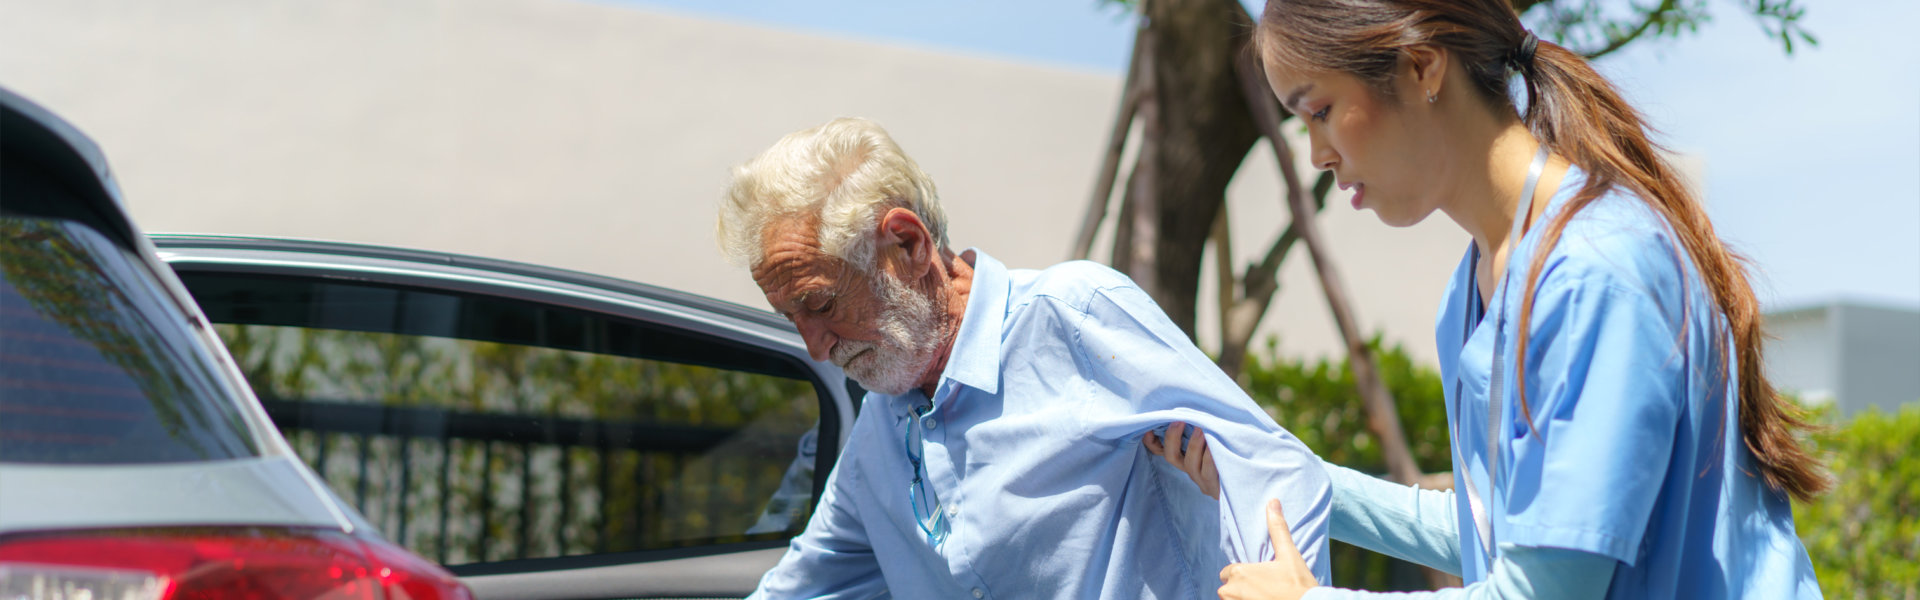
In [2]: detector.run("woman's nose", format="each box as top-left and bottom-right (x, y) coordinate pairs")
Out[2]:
(1309, 136), (1337, 171)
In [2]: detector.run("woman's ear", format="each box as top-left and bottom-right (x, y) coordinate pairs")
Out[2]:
(1402, 44), (1449, 102)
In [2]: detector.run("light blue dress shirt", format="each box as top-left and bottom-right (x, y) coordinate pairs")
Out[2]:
(751, 249), (1332, 599)
(1310, 166), (1819, 598)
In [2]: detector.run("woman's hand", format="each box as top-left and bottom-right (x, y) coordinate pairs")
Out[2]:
(1143, 421), (1219, 500)
(1218, 498), (1319, 600)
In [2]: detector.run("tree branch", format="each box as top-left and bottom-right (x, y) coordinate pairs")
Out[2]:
(1070, 18), (1150, 260)
(1582, 0), (1680, 60)
(1212, 201), (1236, 375)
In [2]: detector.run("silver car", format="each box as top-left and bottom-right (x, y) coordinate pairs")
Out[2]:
(0, 87), (473, 598)
(149, 235), (859, 598)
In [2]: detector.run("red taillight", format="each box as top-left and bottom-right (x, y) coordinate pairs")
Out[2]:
(0, 527), (472, 600)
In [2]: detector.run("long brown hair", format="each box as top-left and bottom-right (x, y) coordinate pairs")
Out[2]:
(1257, 0), (1830, 502)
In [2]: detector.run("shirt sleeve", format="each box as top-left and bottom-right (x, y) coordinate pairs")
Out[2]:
(1321, 460), (1462, 575)
(749, 415), (888, 599)
(1299, 544), (1616, 600)
(1498, 276), (1684, 564)
(1065, 285), (1334, 585)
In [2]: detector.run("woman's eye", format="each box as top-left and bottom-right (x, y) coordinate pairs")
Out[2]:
(1311, 105), (1330, 121)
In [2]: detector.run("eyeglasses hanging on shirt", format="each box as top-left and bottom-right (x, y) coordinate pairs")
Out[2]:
(904, 402), (950, 547)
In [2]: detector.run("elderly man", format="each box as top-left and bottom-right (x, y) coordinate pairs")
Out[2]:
(718, 117), (1330, 599)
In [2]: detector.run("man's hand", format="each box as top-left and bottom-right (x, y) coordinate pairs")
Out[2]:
(1143, 421), (1219, 499)
(1217, 499), (1319, 600)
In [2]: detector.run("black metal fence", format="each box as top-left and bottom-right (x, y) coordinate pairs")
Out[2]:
(263, 397), (795, 565)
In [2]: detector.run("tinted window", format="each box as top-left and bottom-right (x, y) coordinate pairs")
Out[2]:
(177, 272), (823, 567)
(0, 212), (256, 464)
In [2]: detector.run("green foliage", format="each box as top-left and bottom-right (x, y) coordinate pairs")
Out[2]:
(1240, 336), (1454, 590)
(1797, 405), (1920, 599)
(1243, 336), (1454, 480)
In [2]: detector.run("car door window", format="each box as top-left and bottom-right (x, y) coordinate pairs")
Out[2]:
(174, 271), (824, 568)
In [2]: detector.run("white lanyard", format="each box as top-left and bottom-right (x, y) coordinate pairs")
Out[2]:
(1457, 145), (1550, 561)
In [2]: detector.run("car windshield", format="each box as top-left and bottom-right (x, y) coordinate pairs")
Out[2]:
(0, 216), (257, 464)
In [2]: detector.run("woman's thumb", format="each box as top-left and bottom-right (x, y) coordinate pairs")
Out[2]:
(1266, 498), (1302, 562)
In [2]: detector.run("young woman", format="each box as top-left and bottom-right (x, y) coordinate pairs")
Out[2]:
(1143, 0), (1829, 597)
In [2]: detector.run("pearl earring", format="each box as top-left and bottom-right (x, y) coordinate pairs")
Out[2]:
(1426, 91), (1437, 104)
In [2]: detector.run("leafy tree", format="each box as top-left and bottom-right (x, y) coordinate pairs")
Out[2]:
(1797, 405), (1919, 599)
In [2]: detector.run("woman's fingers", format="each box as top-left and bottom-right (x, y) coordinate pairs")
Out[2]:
(1144, 421), (1219, 499)
(1161, 422), (1189, 464)
(1181, 425), (1207, 474)
(1199, 442), (1220, 498)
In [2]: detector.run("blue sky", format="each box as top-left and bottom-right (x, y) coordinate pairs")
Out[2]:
(619, 0), (1919, 310)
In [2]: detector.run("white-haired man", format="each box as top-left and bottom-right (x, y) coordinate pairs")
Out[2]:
(719, 118), (1331, 599)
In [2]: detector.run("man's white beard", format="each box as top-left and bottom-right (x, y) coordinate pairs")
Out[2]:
(831, 269), (944, 396)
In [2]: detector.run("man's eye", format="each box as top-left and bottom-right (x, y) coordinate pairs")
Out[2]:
(812, 298), (835, 314)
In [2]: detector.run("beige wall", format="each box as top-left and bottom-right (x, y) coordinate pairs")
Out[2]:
(0, 0), (1468, 367)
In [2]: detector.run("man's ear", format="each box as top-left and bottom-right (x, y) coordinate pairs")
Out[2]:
(876, 207), (933, 278)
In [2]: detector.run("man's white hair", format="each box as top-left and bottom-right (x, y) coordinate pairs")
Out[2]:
(718, 117), (948, 271)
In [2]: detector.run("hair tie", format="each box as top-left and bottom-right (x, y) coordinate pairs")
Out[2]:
(1509, 31), (1540, 73)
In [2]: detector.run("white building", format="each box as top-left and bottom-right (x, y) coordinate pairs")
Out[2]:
(1763, 300), (1920, 417)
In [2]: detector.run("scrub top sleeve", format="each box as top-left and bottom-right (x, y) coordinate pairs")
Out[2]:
(1297, 543), (1615, 600)
(1500, 277), (1684, 565)
(1068, 285), (1332, 583)
(749, 420), (887, 599)
(1321, 459), (1462, 574)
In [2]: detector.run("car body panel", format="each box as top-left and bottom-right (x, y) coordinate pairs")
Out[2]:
(461, 547), (787, 600)
(0, 456), (353, 533)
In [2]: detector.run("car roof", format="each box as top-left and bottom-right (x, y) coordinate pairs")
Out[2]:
(0, 86), (137, 252)
(150, 233), (799, 334)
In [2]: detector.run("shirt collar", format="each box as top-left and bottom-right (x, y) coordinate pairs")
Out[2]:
(938, 248), (1007, 396)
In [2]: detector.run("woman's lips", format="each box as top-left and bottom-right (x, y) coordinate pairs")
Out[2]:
(1341, 181), (1365, 209)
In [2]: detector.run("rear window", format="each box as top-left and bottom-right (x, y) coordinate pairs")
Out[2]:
(0, 212), (257, 464)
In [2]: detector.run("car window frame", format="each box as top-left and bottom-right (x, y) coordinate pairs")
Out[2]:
(155, 240), (851, 578)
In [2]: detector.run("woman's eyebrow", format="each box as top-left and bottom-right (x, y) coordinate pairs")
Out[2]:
(1283, 82), (1316, 114)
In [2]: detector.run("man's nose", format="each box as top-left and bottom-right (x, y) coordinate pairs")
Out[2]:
(794, 316), (836, 362)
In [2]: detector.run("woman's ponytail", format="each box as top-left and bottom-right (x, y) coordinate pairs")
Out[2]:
(1514, 37), (1831, 503)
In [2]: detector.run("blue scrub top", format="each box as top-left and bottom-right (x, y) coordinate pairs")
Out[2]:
(1433, 166), (1822, 597)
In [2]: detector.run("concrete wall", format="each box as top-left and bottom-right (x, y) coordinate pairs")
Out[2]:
(0, 0), (1471, 367)
(1762, 306), (1839, 405)
(1833, 303), (1920, 414)
(1763, 301), (1920, 416)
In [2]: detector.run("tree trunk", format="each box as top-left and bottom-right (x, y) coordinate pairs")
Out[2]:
(1108, 0), (1262, 338)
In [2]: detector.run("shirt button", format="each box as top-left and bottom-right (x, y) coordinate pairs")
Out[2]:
(946, 505), (959, 518)
(924, 417), (938, 430)
(972, 588), (984, 598)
